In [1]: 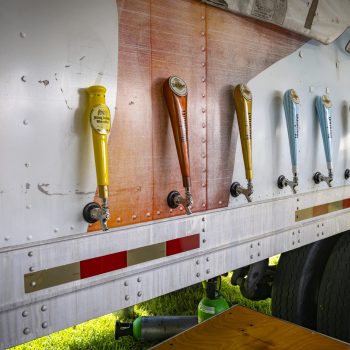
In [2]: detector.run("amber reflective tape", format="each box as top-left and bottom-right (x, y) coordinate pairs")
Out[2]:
(295, 198), (350, 222)
(24, 234), (200, 293)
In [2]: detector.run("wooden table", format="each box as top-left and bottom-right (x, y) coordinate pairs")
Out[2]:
(152, 305), (350, 349)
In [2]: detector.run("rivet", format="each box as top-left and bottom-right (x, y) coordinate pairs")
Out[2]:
(29, 266), (35, 272)
(28, 251), (33, 257)
(206, 257), (210, 262)
(179, 206), (183, 211)
(23, 119), (29, 126)
(202, 228), (205, 232)
(88, 223), (92, 227)
(201, 62), (205, 67)
(137, 291), (142, 297)
(125, 295), (130, 301)
(22, 310), (29, 317)
(156, 211), (161, 215)
(202, 183), (206, 187)
(23, 328), (30, 335)
(202, 217), (205, 222)
(124, 281), (128, 287)
(202, 169), (206, 173)
(42, 322), (48, 329)
(298, 230), (300, 233)
(21, 75), (27, 82)
(170, 209), (173, 213)
(26, 204), (32, 209)
(298, 239), (300, 243)
(30, 281), (36, 287)
(202, 153), (206, 158)
(250, 243), (253, 248)
(326, 87), (330, 94)
(201, 31), (205, 36)
(202, 122), (206, 128)
(201, 16), (205, 20)
(27, 235), (32, 241)
(202, 238), (206, 243)
(218, 201), (222, 205)
(4, 236), (10, 241)
(201, 78), (205, 83)
(322, 223), (324, 227)
(317, 224), (319, 228)
(202, 93), (206, 98)
(196, 272), (200, 278)
(137, 277), (142, 282)
(201, 46), (205, 52)
(257, 253), (260, 257)
(257, 242), (260, 246)
(132, 215), (136, 220)
(41, 305), (47, 312)
(297, 198), (299, 202)
(117, 217), (121, 222)
(299, 50), (303, 58)
(202, 203), (206, 208)
(206, 269), (210, 274)
(25, 162), (30, 168)
(292, 231), (295, 235)
(321, 232), (324, 235)
(317, 233), (319, 237)
(53, 228), (59, 233)
(146, 212), (151, 217)
(202, 107), (206, 113)
(292, 241), (295, 245)
(20, 32), (26, 38)
(196, 260), (200, 265)
(70, 226), (74, 230)
(250, 255), (253, 259)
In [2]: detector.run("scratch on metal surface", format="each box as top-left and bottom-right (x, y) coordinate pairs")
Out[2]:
(54, 73), (73, 110)
(37, 184), (68, 196)
(38, 80), (50, 86)
(75, 189), (96, 195)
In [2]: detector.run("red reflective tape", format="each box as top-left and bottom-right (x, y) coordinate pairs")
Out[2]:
(343, 198), (350, 209)
(166, 234), (200, 256)
(80, 251), (127, 279)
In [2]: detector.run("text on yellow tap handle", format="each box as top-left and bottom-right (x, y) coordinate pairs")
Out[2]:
(233, 84), (253, 182)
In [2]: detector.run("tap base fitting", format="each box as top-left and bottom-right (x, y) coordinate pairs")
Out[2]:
(83, 202), (101, 223)
(230, 182), (241, 198)
(167, 190), (181, 209)
(277, 175), (287, 190)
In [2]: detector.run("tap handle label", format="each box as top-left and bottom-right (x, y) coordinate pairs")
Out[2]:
(316, 95), (333, 169)
(90, 105), (111, 135)
(283, 89), (299, 173)
(233, 84), (253, 182)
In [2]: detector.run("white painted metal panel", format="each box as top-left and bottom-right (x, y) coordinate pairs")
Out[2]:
(0, 0), (118, 247)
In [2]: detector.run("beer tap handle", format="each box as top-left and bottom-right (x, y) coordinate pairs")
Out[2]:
(163, 76), (193, 214)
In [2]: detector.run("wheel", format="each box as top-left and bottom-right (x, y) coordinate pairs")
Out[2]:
(271, 236), (339, 329)
(317, 232), (350, 341)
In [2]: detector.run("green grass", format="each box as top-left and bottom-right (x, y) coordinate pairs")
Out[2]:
(11, 266), (278, 350)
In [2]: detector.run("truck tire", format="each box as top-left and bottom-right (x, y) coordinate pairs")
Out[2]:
(317, 232), (350, 341)
(272, 236), (339, 329)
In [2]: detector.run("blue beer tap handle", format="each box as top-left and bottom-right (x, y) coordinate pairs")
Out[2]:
(314, 95), (333, 187)
(277, 89), (299, 193)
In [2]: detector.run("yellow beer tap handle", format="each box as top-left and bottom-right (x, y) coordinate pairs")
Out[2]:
(83, 85), (111, 230)
(233, 84), (253, 182)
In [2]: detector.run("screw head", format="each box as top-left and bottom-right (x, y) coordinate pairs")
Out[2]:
(41, 305), (47, 312)
(22, 310), (29, 317)
(28, 251), (33, 257)
(29, 266), (35, 272)
(42, 322), (48, 329)
(23, 328), (30, 335)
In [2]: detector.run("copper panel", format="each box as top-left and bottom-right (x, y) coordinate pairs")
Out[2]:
(24, 263), (80, 293)
(127, 242), (166, 266)
(89, 0), (307, 232)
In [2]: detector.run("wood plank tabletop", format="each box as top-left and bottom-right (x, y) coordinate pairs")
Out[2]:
(152, 305), (350, 349)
